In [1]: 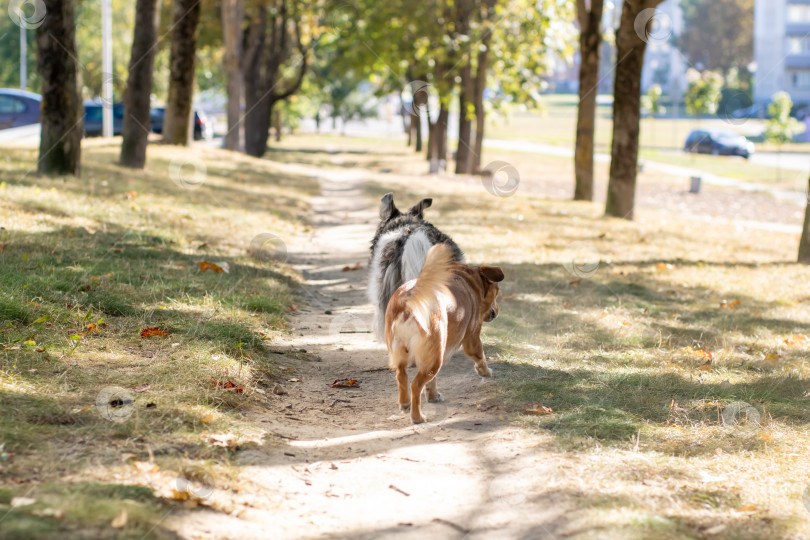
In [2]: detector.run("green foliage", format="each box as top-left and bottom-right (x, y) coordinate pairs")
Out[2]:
(642, 84), (664, 116)
(678, 0), (754, 75)
(765, 92), (801, 146)
(684, 69), (723, 116)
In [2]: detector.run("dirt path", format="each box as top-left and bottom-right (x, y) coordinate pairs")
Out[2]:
(164, 168), (572, 539)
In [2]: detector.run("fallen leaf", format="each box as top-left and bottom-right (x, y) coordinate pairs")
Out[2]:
(341, 263), (362, 272)
(170, 489), (191, 501)
(699, 364), (713, 371)
(211, 376), (244, 393)
(200, 413), (215, 424)
(10, 497), (36, 508)
(31, 507), (64, 519)
(568, 279), (581, 288)
(134, 383), (151, 393)
(110, 509), (128, 528)
(524, 402), (553, 415)
(759, 433), (774, 441)
(720, 299), (740, 309)
(133, 461), (159, 473)
(764, 352), (781, 363)
(206, 433), (237, 448)
(739, 505), (757, 512)
(141, 327), (169, 338)
(656, 262), (673, 270)
(330, 378), (360, 388)
(199, 261), (225, 273)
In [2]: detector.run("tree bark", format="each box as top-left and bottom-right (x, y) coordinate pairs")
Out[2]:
(574, 0), (604, 201)
(274, 106), (282, 142)
(242, 1), (307, 158)
(605, 0), (664, 219)
(222, 0), (244, 151)
(799, 176), (810, 263)
(120, 0), (160, 168)
(163, 0), (201, 146)
(455, 0), (474, 174)
(36, 0), (82, 176)
(471, 8), (493, 174)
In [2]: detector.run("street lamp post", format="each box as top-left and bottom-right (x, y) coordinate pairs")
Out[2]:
(101, 0), (113, 137)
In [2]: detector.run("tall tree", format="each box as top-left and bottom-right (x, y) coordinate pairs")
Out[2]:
(221, 0), (243, 151)
(573, 0), (604, 201)
(455, 0), (474, 174)
(470, 0), (496, 174)
(243, 0), (307, 158)
(678, 0), (753, 75)
(799, 176), (810, 263)
(163, 0), (201, 145)
(604, 0), (665, 220)
(36, 0), (82, 176)
(120, 0), (161, 168)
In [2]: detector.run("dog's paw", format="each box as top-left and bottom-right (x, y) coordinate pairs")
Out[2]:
(475, 365), (493, 378)
(411, 413), (427, 424)
(428, 392), (445, 403)
(399, 403), (411, 413)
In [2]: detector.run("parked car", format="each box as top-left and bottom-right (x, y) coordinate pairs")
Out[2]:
(83, 101), (124, 136)
(0, 89), (41, 129)
(149, 107), (212, 140)
(684, 130), (754, 159)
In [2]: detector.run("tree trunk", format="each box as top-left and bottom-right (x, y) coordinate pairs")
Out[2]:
(799, 176), (810, 263)
(36, 0), (82, 176)
(605, 0), (663, 219)
(414, 109), (423, 152)
(455, 0), (474, 174)
(242, 1), (307, 158)
(428, 102), (449, 173)
(574, 0), (604, 201)
(274, 106), (282, 142)
(471, 17), (492, 174)
(222, 0), (244, 151)
(120, 0), (160, 168)
(163, 0), (201, 145)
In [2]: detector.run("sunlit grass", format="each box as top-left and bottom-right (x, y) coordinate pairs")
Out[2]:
(0, 139), (316, 537)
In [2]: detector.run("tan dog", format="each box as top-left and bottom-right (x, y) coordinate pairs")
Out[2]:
(384, 243), (504, 424)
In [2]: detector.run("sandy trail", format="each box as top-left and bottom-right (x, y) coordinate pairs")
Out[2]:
(165, 168), (570, 539)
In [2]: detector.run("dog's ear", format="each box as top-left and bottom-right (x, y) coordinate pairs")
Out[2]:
(380, 192), (400, 221)
(408, 198), (433, 219)
(479, 266), (504, 283)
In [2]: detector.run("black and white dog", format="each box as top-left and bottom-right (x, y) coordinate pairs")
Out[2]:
(368, 193), (464, 340)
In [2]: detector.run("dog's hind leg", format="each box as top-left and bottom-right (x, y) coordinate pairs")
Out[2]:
(426, 377), (444, 403)
(389, 341), (411, 412)
(463, 334), (492, 378)
(411, 354), (442, 424)
(396, 364), (410, 412)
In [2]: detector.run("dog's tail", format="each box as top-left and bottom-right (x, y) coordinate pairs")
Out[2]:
(404, 243), (455, 333)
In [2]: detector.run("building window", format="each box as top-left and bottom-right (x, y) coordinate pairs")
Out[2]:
(792, 71), (810, 88)
(788, 36), (810, 54)
(788, 4), (810, 22)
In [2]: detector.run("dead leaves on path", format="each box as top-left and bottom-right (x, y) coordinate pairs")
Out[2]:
(330, 378), (360, 388)
(198, 261), (229, 274)
(140, 327), (169, 338)
(524, 402), (553, 415)
(341, 263), (362, 272)
(211, 376), (244, 394)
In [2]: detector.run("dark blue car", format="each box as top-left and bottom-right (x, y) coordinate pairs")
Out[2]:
(83, 101), (124, 137)
(0, 89), (42, 129)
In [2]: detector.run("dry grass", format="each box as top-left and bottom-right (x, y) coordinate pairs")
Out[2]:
(0, 139), (317, 538)
(287, 134), (810, 539)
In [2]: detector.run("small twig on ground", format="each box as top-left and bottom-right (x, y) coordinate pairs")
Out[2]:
(360, 367), (389, 373)
(329, 399), (350, 407)
(432, 518), (470, 534)
(388, 484), (410, 497)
